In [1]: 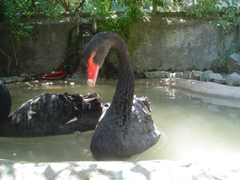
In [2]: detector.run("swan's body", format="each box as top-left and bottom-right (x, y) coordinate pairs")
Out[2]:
(0, 83), (103, 137)
(83, 32), (160, 160)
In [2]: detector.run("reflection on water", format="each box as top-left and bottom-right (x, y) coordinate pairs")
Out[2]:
(1, 79), (240, 162)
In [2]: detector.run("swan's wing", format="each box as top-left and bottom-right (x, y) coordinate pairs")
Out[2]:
(130, 97), (155, 134)
(4, 92), (104, 136)
(64, 92), (106, 132)
(81, 91), (102, 110)
(9, 93), (81, 126)
(0, 93), (81, 136)
(124, 96), (160, 151)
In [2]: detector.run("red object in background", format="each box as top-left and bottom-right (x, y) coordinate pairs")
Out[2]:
(39, 52), (76, 80)
(40, 70), (67, 80)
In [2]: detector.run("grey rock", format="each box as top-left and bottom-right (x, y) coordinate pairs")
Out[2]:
(5, 78), (13, 83)
(228, 53), (240, 74)
(0, 76), (26, 84)
(213, 78), (226, 84)
(200, 70), (213, 81)
(183, 71), (191, 79)
(208, 73), (222, 80)
(226, 72), (240, 86)
(207, 73), (226, 84)
(144, 71), (170, 78)
(190, 70), (202, 80)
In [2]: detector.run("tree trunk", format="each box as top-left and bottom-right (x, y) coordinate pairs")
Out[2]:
(0, 48), (12, 76)
(153, 0), (157, 14)
(75, 0), (85, 12)
(109, 0), (112, 11)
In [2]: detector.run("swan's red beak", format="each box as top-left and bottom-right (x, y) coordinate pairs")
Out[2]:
(86, 56), (99, 87)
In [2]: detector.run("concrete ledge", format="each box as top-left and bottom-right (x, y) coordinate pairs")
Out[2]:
(1, 158), (240, 180)
(160, 78), (240, 100)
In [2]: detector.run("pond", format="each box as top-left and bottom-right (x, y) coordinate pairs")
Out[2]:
(0, 79), (240, 162)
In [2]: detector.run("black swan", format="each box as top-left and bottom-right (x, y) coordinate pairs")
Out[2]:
(83, 32), (161, 160)
(0, 83), (104, 137)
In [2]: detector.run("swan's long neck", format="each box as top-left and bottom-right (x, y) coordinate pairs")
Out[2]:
(109, 35), (134, 122)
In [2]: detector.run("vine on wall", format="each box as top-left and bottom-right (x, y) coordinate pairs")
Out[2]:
(185, 0), (240, 73)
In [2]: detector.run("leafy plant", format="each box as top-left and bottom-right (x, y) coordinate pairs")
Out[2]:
(211, 41), (239, 73)
(93, 0), (148, 40)
(0, 0), (62, 76)
(185, 0), (240, 73)
(186, 0), (240, 45)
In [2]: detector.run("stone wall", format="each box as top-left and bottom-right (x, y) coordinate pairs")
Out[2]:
(0, 12), (239, 77)
(121, 12), (238, 73)
(0, 13), (88, 76)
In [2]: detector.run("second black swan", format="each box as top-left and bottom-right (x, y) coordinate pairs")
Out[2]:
(0, 83), (104, 137)
(83, 32), (161, 160)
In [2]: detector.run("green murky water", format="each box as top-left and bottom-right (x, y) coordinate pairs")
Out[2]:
(0, 79), (240, 162)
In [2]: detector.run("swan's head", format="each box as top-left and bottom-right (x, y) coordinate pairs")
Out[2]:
(83, 32), (114, 87)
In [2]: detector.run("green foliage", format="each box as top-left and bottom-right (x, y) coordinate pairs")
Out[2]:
(0, 0), (61, 76)
(93, 0), (148, 40)
(185, 0), (240, 73)
(186, 0), (221, 17)
(1, 0), (62, 41)
(154, 0), (181, 8)
(186, 0), (240, 45)
(211, 41), (239, 73)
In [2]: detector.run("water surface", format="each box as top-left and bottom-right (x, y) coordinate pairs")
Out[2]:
(1, 79), (240, 162)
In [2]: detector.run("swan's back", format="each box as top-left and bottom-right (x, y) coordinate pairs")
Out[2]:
(90, 96), (161, 160)
(0, 90), (103, 137)
(9, 93), (79, 132)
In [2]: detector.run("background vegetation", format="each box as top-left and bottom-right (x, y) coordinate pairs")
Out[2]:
(0, 0), (239, 75)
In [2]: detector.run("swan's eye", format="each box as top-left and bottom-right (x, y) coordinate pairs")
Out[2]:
(91, 52), (96, 57)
